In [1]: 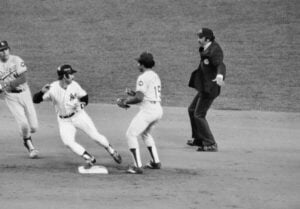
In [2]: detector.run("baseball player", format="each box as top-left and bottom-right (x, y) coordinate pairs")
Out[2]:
(0, 40), (39, 158)
(32, 64), (122, 168)
(117, 52), (163, 174)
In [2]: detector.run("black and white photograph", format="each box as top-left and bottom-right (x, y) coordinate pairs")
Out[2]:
(0, 0), (299, 208)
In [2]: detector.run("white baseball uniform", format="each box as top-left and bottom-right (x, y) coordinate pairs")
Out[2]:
(0, 54), (38, 138)
(42, 80), (111, 156)
(126, 69), (163, 167)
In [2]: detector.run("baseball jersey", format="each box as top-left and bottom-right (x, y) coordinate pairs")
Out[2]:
(136, 70), (161, 102)
(0, 55), (28, 91)
(43, 80), (87, 116)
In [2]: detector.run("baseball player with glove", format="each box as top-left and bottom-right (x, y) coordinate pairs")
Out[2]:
(0, 40), (39, 158)
(33, 64), (122, 169)
(117, 52), (163, 174)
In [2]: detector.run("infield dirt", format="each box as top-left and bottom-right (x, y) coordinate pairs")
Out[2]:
(0, 102), (299, 209)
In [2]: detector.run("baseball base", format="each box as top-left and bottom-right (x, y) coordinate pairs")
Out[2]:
(78, 165), (109, 174)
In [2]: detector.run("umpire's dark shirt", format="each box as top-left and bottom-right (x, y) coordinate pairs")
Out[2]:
(189, 41), (226, 98)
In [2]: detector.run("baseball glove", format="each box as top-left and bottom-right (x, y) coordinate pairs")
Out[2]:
(117, 98), (130, 109)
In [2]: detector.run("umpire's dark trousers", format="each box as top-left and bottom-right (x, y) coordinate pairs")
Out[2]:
(188, 92), (216, 146)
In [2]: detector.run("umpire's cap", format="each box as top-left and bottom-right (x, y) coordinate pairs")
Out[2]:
(197, 28), (215, 40)
(0, 40), (9, 51)
(57, 64), (77, 76)
(135, 51), (155, 68)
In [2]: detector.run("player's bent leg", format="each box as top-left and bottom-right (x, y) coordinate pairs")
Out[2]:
(23, 136), (39, 159)
(141, 115), (162, 169)
(59, 120), (86, 156)
(142, 133), (161, 168)
(126, 129), (142, 167)
(62, 137), (86, 156)
(75, 111), (110, 147)
(126, 115), (147, 169)
(61, 136), (86, 156)
(5, 96), (31, 138)
(74, 111), (122, 164)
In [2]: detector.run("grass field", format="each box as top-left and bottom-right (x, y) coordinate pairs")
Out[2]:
(0, 0), (299, 111)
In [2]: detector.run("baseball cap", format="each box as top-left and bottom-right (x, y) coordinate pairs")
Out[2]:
(57, 64), (77, 75)
(0, 40), (9, 51)
(135, 51), (154, 66)
(197, 28), (214, 39)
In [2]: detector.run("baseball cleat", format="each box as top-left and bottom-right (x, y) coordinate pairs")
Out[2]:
(84, 156), (96, 169)
(29, 149), (39, 159)
(144, 161), (161, 169)
(126, 166), (143, 174)
(110, 150), (122, 164)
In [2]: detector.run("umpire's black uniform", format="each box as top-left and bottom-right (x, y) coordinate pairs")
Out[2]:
(188, 29), (226, 151)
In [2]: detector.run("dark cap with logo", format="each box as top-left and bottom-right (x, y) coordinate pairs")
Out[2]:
(135, 51), (155, 68)
(57, 64), (77, 76)
(0, 40), (9, 51)
(197, 28), (215, 40)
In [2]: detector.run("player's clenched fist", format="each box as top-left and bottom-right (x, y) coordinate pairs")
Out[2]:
(41, 83), (51, 93)
(116, 97), (130, 109)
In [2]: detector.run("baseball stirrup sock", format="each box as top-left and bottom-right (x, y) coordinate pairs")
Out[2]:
(23, 137), (35, 151)
(147, 146), (160, 163)
(130, 148), (142, 168)
(82, 151), (93, 160)
(106, 144), (114, 154)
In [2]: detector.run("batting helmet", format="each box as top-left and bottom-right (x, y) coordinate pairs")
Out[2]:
(0, 40), (9, 51)
(57, 64), (77, 78)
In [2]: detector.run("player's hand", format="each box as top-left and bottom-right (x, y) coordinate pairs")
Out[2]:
(212, 74), (225, 86)
(0, 80), (9, 91)
(41, 84), (51, 93)
(125, 88), (136, 96)
(117, 97), (130, 109)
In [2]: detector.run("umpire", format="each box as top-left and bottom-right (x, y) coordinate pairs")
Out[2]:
(187, 28), (226, 152)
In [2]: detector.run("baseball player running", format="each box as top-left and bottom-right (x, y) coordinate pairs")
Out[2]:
(117, 52), (163, 174)
(33, 64), (122, 168)
(0, 40), (39, 158)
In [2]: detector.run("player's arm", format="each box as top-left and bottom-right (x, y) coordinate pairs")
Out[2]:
(75, 82), (89, 107)
(116, 91), (144, 109)
(7, 71), (27, 89)
(124, 91), (144, 105)
(0, 71), (27, 90)
(33, 84), (51, 103)
(79, 94), (89, 106)
(7, 57), (28, 88)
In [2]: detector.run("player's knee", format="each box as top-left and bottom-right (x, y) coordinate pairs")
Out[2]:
(20, 124), (30, 136)
(141, 131), (151, 141)
(126, 129), (138, 140)
(61, 138), (72, 148)
(188, 106), (194, 114)
(30, 126), (38, 133)
(194, 111), (206, 118)
(141, 132), (147, 139)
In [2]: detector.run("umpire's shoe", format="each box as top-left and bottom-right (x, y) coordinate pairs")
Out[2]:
(144, 160), (161, 169)
(197, 143), (218, 152)
(111, 150), (122, 164)
(187, 139), (202, 147)
(127, 166), (143, 174)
